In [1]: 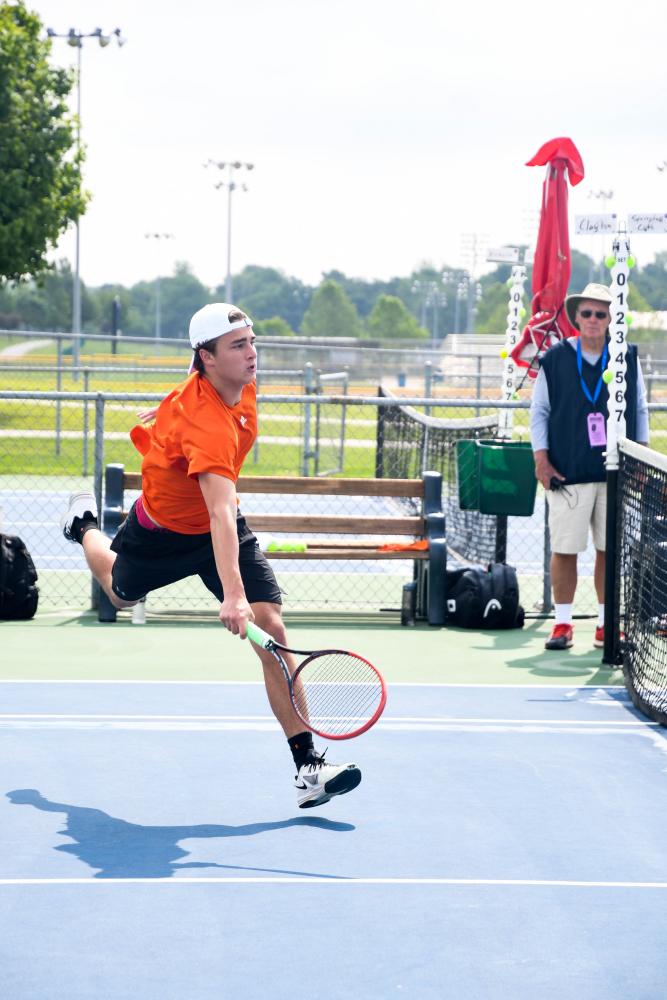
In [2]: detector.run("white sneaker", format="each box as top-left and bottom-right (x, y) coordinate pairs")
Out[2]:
(295, 753), (361, 809)
(60, 492), (98, 542)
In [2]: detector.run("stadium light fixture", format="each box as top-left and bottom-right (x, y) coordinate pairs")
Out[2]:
(46, 26), (125, 374)
(204, 160), (254, 301)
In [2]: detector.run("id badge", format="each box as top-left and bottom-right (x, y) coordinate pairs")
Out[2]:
(587, 412), (606, 447)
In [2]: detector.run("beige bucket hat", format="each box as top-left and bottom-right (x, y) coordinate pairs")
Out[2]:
(564, 283), (613, 328)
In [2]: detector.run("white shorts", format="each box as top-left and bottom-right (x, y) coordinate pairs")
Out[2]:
(546, 481), (607, 554)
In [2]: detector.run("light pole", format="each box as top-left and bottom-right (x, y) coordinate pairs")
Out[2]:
(424, 283), (447, 348)
(204, 160), (254, 302)
(588, 189), (614, 280)
(46, 26), (125, 374)
(144, 233), (174, 340)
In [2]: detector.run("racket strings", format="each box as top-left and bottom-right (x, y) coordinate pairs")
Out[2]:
(293, 652), (384, 738)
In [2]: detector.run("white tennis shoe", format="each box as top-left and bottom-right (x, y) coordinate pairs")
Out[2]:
(295, 754), (361, 809)
(60, 491), (98, 542)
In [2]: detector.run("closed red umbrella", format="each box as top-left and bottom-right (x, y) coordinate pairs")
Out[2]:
(511, 137), (585, 378)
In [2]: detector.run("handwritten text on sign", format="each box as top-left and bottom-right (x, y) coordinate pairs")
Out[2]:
(574, 214), (617, 235)
(627, 213), (667, 234)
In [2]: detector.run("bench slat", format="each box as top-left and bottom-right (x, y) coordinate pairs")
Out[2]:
(245, 514), (423, 535)
(122, 474), (424, 498)
(237, 476), (423, 497)
(264, 548), (428, 560)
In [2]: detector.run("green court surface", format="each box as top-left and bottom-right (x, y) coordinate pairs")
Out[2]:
(2, 613), (620, 686)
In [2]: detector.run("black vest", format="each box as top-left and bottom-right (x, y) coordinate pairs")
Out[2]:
(541, 339), (638, 485)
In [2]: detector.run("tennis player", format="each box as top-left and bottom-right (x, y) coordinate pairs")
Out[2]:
(60, 303), (361, 809)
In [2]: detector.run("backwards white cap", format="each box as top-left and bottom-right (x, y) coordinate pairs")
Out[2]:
(188, 303), (253, 373)
(189, 302), (253, 349)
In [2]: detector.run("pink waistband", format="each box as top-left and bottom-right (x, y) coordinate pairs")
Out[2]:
(135, 495), (165, 531)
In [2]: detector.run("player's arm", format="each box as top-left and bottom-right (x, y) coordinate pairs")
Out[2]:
(198, 472), (254, 637)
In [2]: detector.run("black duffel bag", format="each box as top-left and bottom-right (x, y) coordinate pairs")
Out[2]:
(446, 563), (524, 630)
(0, 534), (39, 620)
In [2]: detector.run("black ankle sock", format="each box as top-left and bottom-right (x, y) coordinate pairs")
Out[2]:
(288, 731), (316, 770)
(74, 517), (98, 545)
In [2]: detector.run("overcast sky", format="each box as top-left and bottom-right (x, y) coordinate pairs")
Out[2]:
(29, 0), (667, 291)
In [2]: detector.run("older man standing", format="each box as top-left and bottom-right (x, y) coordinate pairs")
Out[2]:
(530, 283), (650, 651)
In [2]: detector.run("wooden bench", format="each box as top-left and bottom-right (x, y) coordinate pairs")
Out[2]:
(98, 465), (446, 626)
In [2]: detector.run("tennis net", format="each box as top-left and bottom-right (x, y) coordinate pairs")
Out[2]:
(375, 387), (500, 566)
(616, 439), (667, 725)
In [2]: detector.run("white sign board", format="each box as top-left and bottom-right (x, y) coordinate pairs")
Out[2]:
(487, 246), (520, 264)
(628, 213), (667, 234)
(574, 214), (617, 235)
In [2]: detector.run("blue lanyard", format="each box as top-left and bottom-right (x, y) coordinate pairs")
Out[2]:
(576, 339), (608, 406)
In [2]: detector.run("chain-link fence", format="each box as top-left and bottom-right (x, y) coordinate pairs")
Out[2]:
(2, 329), (666, 619)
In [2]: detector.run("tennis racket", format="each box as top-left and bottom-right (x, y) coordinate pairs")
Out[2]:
(245, 622), (387, 740)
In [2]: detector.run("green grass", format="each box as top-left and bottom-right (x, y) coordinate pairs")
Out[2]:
(2, 361), (666, 475)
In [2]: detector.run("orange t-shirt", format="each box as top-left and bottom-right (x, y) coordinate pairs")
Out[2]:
(129, 374), (257, 534)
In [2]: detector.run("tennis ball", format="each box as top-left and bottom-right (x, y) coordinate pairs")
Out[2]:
(626, 313), (633, 326)
(605, 255), (616, 269)
(628, 255), (636, 269)
(519, 308), (526, 318)
(500, 349), (508, 359)
(602, 369), (613, 384)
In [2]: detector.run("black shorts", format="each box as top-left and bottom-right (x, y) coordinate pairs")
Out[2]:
(110, 502), (282, 606)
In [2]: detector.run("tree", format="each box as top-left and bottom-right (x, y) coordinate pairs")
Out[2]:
(632, 252), (667, 310)
(300, 279), (364, 338)
(253, 316), (295, 337)
(367, 295), (427, 339)
(222, 265), (311, 330)
(0, 2), (87, 280)
(156, 263), (211, 338)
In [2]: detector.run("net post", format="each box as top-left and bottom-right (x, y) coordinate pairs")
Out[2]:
(603, 235), (629, 664)
(602, 466), (621, 665)
(375, 386), (385, 478)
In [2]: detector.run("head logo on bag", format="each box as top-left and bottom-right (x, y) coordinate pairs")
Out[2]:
(446, 563), (524, 630)
(0, 535), (39, 620)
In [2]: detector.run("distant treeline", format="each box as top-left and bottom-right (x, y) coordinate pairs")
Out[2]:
(0, 249), (664, 340)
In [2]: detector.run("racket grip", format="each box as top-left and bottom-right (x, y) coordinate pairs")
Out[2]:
(246, 621), (273, 648)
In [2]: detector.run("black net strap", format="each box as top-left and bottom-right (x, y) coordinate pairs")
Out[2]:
(618, 441), (667, 725)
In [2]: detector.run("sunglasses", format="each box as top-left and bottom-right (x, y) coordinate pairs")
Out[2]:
(579, 309), (609, 320)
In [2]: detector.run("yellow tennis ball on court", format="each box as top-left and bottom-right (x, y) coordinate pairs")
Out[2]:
(519, 308), (526, 318)
(626, 313), (633, 326)
(602, 369), (613, 384)
(605, 255), (616, 269)
(500, 349), (508, 359)
(628, 255), (636, 269)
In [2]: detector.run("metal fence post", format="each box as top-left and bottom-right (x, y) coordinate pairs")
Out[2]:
(82, 368), (90, 477)
(253, 369), (260, 465)
(542, 498), (552, 614)
(90, 394), (105, 610)
(475, 354), (482, 416)
(55, 337), (62, 456)
(301, 363), (314, 476)
(424, 361), (432, 417)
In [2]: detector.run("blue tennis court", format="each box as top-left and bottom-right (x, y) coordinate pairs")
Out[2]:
(1, 668), (666, 999)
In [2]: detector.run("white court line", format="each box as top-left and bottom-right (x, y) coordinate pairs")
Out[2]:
(0, 680), (628, 689)
(0, 714), (653, 726)
(1, 876), (667, 888)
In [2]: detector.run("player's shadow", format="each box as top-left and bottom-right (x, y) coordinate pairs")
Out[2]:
(6, 789), (355, 880)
